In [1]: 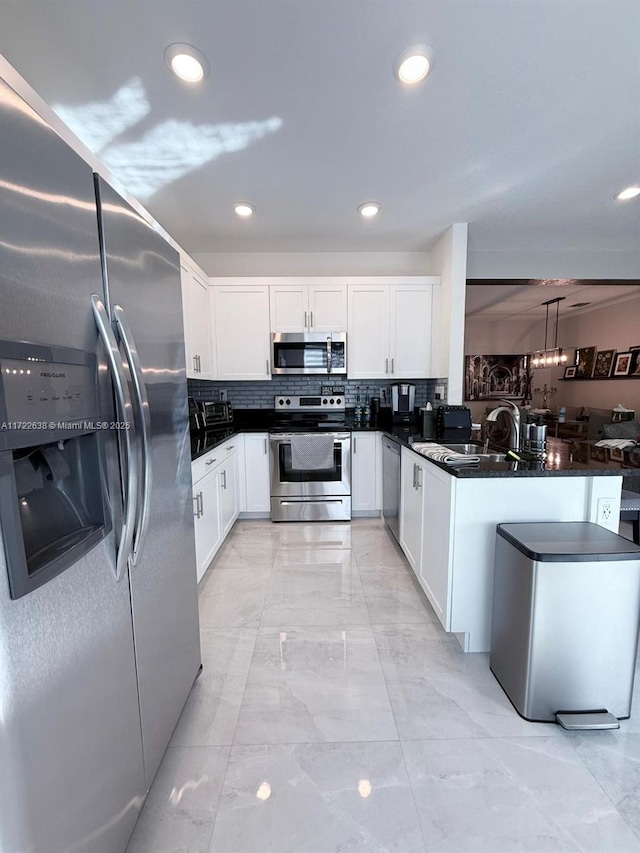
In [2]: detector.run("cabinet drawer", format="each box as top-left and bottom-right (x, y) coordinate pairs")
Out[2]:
(192, 447), (223, 485)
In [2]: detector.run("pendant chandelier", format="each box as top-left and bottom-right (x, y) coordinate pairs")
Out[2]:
(531, 296), (568, 368)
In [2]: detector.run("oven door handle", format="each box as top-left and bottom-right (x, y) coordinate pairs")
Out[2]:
(326, 336), (332, 373)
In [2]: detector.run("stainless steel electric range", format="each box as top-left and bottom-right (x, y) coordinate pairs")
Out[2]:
(269, 395), (351, 521)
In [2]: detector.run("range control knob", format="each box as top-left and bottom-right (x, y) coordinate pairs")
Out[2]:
(278, 398), (285, 406)
(336, 398), (342, 405)
(330, 398), (334, 404)
(285, 398), (291, 405)
(323, 398), (328, 404)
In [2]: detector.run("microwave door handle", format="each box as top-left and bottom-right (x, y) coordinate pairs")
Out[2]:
(113, 305), (152, 566)
(91, 295), (138, 582)
(326, 336), (332, 373)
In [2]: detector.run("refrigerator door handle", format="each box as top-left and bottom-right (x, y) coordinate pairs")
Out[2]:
(91, 295), (138, 581)
(113, 304), (152, 567)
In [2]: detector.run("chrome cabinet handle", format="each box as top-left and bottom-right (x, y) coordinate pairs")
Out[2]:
(266, 359), (270, 374)
(92, 295), (137, 582)
(264, 438), (267, 454)
(385, 358), (389, 374)
(310, 310), (313, 329)
(205, 458), (217, 466)
(193, 355), (198, 372)
(226, 445), (235, 451)
(222, 470), (227, 490)
(413, 463), (418, 489)
(113, 305), (153, 568)
(391, 358), (394, 374)
(304, 311), (308, 329)
(326, 336), (332, 374)
(199, 491), (204, 516)
(353, 436), (357, 453)
(193, 493), (202, 519)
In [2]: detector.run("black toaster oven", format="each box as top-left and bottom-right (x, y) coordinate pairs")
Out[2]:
(198, 400), (233, 428)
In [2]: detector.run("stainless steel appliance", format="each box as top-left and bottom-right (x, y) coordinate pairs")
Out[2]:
(491, 522), (640, 728)
(381, 435), (401, 541)
(269, 396), (351, 520)
(391, 383), (415, 423)
(272, 332), (347, 375)
(0, 76), (201, 853)
(198, 399), (233, 428)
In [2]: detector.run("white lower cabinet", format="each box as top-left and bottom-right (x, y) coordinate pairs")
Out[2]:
(351, 432), (380, 513)
(243, 432), (271, 513)
(400, 449), (454, 628)
(419, 460), (454, 627)
(192, 438), (239, 582)
(399, 447), (426, 573)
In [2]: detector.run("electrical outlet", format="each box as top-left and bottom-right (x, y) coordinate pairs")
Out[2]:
(597, 497), (615, 525)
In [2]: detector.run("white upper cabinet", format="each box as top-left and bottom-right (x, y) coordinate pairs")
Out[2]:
(269, 280), (346, 333)
(347, 284), (390, 379)
(181, 260), (214, 380)
(211, 281), (271, 381)
(348, 280), (436, 379)
(390, 284), (433, 378)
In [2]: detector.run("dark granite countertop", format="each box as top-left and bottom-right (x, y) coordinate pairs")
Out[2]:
(190, 409), (640, 479)
(395, 435), (640, 480)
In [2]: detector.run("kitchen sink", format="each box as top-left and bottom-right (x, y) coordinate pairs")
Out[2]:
(440, 443), (484, 454)
(441, 443), (508, 463)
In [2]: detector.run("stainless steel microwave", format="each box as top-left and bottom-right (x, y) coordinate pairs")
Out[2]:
(271, 333), (347, 375)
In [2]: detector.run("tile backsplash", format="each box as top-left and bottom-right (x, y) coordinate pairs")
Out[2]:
(188, 377), (448, 408)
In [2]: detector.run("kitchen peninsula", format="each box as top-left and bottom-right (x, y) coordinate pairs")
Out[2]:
(396, 435), (640, 653)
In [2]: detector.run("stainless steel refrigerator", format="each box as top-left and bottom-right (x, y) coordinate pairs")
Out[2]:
(0, 74), (201, 853)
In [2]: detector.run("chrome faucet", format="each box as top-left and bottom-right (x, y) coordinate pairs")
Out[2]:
(486, 399), (521, 452)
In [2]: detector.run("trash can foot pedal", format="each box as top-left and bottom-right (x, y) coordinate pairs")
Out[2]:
(555, 710), (619, 731)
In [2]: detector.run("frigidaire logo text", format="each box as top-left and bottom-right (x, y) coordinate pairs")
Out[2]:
(40, 371), (66, 378)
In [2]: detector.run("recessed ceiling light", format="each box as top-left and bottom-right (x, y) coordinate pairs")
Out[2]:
(394, 45), (433, 85)
(615, 185), (640, 200)
(358, 202), (381, 218)
(234, 202), (255, 218)
(164, 43), (210, 83)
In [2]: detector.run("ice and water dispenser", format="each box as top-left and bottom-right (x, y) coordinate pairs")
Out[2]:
(0, 341), (111, 599)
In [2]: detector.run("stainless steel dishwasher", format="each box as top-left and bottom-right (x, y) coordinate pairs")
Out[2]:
(382, 436), (401, 541)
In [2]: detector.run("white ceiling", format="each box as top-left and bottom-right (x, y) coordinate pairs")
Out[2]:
(1, 0), (639, 257)
(466, 281), (640, 318)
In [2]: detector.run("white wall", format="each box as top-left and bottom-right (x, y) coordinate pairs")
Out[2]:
(430, 224), (468, 404)
(192, 251), (432, 277)
(467, 250), (640, 280)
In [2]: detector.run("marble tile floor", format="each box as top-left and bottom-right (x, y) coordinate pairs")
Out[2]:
(127, 518), (640, 853)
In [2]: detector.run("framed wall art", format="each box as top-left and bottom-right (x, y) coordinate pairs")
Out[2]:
(629, 348), (640, 376)
(464, 354), (531, 400)
(574, 346), (597, 378)
(563, 365), (576, 379)
(613, 352), (633, 376)
(593, 349), (616, 378)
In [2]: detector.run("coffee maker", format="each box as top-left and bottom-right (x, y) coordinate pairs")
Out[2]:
(391, 383), (416, 424)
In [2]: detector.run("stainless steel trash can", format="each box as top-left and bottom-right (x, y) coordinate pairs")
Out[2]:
(490, 522), (640, 727)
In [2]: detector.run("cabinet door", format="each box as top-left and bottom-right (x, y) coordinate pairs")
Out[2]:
(308, 283), (346, 332)
(219, 449), (238, 538)
(390, 284), (432, 379)
(244, 433), (271, 513)
(182, 263), (214, 380)
(189, 270), (215, 379)
(351, 432), (378, 512)
(193, 472), (222, 582)
(419, 462), (453, 628)
(347, 284), (390, 379)
(213, 285), (271, 380)
(399, 448), (424, 575)
(270, 284), (308, 332)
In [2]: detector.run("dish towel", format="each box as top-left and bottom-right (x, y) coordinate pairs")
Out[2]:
(290, 434), (335, 470)
(411, 442), (481, 466)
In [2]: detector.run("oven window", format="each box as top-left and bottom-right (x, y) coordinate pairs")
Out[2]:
(273, 342), (328, 370)
(278, 444), (342, 482)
